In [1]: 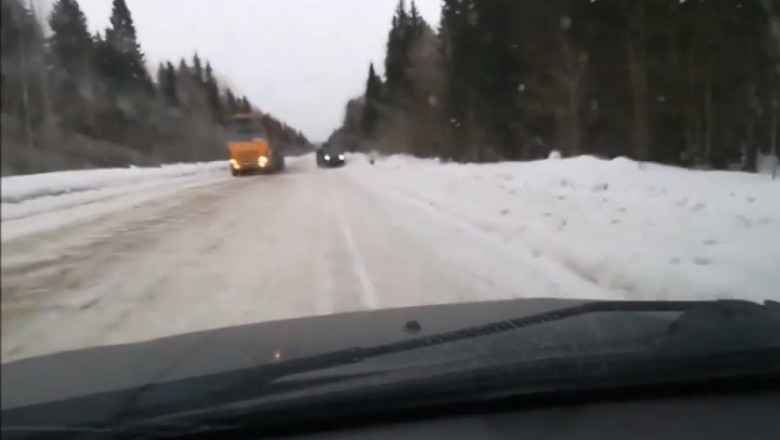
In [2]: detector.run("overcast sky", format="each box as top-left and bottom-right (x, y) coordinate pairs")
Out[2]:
(70, 0), (442, 141)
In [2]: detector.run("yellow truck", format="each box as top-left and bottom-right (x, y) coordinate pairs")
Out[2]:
(225, 113), (285, 176)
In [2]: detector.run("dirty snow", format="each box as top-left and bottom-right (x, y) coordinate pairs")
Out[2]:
(2, 154), (779, 362)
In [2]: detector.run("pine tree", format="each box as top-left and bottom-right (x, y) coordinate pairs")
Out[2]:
(0, 0), (312, 172)
(224, 88), (239, 115)
(156, 62), (165, 86)
(162, 61), (178, 106)
(192, 53), (204, 85)
(203, 61), (222, 122)
(362, 62), (383, 138)
(239, 96), (252, 113)
(91, 30), (109, 78)
(48, 0), (93, 76)
(409, 1), (424, 37)
(155, 62), (166, 102)
(174, 56), (209, 116)
(106, 0), (151, 92)
(384, 0), (409, 101)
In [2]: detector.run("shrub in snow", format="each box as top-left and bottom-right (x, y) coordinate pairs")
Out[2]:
(548, 150), (562, 160)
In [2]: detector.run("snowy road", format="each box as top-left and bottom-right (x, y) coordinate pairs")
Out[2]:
(2, 155), (779, 363)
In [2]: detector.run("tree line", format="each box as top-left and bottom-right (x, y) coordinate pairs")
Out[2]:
(1, 0), (309, 175)
(332, 0), (779, 171)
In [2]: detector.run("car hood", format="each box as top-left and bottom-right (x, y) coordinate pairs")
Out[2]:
(2, 297), (591, 409)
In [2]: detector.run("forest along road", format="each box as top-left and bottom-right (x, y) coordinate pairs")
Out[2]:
(5, 155), (776, 363)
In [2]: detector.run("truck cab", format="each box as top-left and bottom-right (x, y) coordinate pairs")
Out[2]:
(226, 114), (285, 176)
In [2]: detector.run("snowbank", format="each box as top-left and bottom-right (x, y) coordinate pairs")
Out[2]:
(1, 161), (227, 204)
(348, 154), (780, 302)
(1, 162), (229, 226)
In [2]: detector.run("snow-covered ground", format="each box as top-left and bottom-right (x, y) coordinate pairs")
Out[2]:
(2, 154), (779, 362)
(2, 161), (228, 204)
(356, 154), (780, 302)
(1, 162), (229, 239)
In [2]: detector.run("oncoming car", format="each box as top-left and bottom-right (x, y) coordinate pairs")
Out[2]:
(316, 142), (346, 168)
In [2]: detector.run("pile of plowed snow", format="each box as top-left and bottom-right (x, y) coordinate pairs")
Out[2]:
(1, 162), (227, 204)
(346, 153), (780, 302)
(1, 162), (229, 227)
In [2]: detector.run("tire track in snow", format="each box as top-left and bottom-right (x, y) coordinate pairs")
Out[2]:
(333, 195), (380, 310)
(350, 174), (621, 300)
(86, 171), (324, 351)
(1, 179), (260, 361)
(2, 178), (243, 286)
(315, 197), (336, 316)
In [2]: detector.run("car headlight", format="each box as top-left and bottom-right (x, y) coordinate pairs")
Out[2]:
(338, 154), (345, 160)
(229, 159), (239, 168)
(258, 156), (269, 167)
(324, 155), (331, 160)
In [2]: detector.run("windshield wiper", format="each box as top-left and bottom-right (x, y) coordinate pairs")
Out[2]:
(5, 299), (778, 433)
(139, 300), (731, 407)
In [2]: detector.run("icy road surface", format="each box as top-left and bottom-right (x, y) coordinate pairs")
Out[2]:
(2, 155), (779, 362)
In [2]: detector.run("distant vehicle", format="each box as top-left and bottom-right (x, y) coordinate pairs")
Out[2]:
(316, 143), (346, 168)
(225, 114), (285, 176)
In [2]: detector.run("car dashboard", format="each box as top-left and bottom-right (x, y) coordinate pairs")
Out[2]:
(289, 390), (779, 440)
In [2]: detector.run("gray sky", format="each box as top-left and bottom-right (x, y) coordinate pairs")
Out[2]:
(73, 0), (442, 141)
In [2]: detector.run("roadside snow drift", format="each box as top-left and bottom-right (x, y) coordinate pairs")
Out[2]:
(1, 162), (227, 204)
(347, 154), (780, 303)
(1, 161), (229, 238)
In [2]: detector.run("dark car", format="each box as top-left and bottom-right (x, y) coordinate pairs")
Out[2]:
(316, 143), (346, 168)
(2, 298), (779, 440)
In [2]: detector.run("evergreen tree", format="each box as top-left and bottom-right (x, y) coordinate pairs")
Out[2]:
(333, 0), (778, 168)
(0, 0), (310, 173)
(162, 61), (178, 106)
(105, 0), (151, 92)
(93, 27), (118, 84)
(192, 53), (204, 85)
(409, 0), (422, 30)
(178, 58), (188, 72)
(203, 61), (222, 122)
(439, 0), (478, 159)
(224, 88), (239, 115)
(384, 0), (410, 101)
(239, 96), (252, 113)
(91, 30), (110, 80)
(362, 62), (383, 138)
(156, 62), (165, 87)
(48, 0), (93, 76)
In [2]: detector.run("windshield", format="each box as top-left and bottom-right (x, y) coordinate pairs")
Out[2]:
(227, 117), (263, 134)
(226, 117), (265, 140)
(1, 0), (779, 432)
